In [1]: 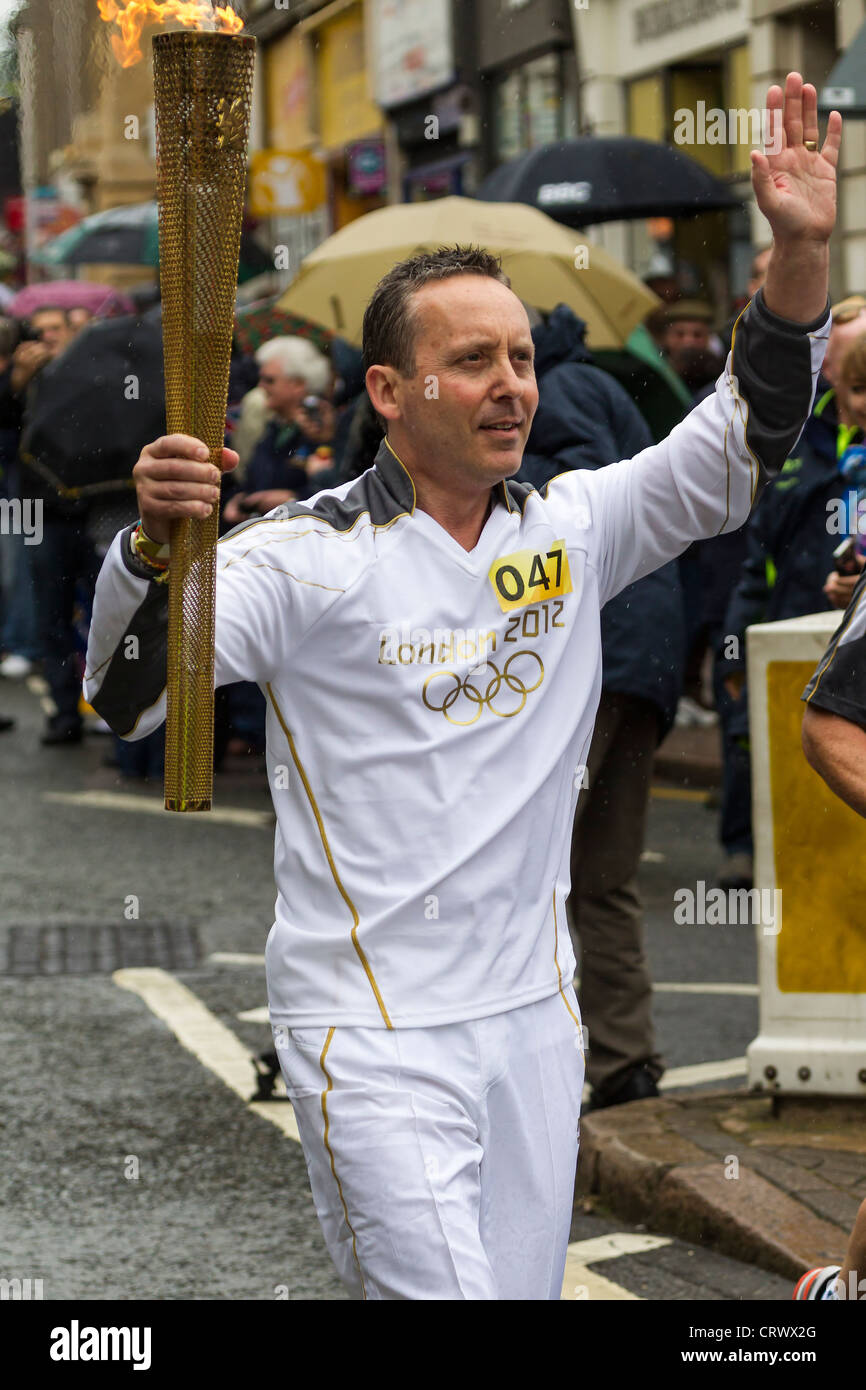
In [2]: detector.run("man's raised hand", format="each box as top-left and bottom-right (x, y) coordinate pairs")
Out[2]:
(754, 73), (841, 324)
(132, 435), (239, 545)
(751, 72), (841, 244)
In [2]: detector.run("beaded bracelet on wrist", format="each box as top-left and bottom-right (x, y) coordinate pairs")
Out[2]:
(131, 523), (171, 583)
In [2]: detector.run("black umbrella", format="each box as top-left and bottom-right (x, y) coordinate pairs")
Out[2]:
(819, 19), (866, 116)
(477, 137), (742, 227)
(20, 315), (166, 501)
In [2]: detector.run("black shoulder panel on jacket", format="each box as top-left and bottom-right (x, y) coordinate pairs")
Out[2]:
(90, 525), (168, 737)
(221, 436), (416, 544)
(732, 288), (829, 484)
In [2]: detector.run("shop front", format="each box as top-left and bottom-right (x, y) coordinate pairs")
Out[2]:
(476, 0), (578, 170)
(369, 0), (480, 203)
(301, 0), (386, 231)
(574, 0), (852, 307)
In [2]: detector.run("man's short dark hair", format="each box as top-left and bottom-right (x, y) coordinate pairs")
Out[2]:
(362, 245), (511, 381)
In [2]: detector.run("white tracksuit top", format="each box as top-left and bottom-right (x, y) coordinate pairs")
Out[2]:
(84, 290), (830, 1028)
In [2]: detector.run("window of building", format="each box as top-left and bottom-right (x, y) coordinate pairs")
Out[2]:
(492, 50), (576, 162)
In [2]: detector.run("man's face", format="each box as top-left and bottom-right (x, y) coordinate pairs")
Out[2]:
(371, 275), (539, 494)
(30, 310), (71, 356)
(664, 319), (710, 362)
(258, 364), (308, 419)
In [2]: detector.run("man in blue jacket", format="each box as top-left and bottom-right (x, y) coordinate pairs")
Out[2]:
(518, 303), (685, 1108)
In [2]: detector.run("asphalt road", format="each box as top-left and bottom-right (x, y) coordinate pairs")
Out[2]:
(0, 676), (790, 1301)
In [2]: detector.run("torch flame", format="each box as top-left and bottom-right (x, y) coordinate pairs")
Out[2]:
(98, 0), (244, 68)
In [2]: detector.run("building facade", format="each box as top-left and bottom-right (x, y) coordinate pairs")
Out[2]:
(573, 0), (866, 307)
(14, 0), (159, 279)
(9, 0), (866, 303)
(370, 0), (479, 204)
(477, 0), (578, 172)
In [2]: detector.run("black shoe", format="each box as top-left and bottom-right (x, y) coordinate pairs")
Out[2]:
(718, 851), (753, 890)
(587, 1065), (660, 1112)
(0, 715), (14, 732)
(250, 1050), (289, 1103)
(40, 716), (83, 746)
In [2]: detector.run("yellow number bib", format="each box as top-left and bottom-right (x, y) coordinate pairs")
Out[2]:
(488, 540), (572, 613)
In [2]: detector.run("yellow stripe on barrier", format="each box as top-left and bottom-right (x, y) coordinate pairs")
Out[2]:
(768, 660), (866, 993)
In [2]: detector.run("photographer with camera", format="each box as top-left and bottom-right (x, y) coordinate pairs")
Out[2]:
(222, 336), (336, 525)
(10, 306), (73, 397)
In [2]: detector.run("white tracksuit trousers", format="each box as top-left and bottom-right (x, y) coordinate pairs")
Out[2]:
(273, 986), (585, 1300)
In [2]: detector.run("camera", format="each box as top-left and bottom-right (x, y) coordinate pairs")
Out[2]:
(302, 394), (322, 427)
(833, 537), (861, 576)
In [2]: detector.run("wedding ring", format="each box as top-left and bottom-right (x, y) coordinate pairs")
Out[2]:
(804, 139), (818, 151)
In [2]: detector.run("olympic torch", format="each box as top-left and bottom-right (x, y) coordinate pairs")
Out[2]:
(100, 3), (255, 812)
(153, 28), (254, 812)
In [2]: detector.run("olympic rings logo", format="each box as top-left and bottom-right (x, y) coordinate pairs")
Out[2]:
(422, 650), (544, 725)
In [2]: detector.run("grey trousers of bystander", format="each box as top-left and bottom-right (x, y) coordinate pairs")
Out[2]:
(566, 688), (665, 1101)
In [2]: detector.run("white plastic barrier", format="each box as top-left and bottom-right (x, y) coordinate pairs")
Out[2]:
(746, 610), (866, 1096)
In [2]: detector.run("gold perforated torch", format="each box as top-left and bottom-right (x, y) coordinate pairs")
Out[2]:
(99, 3), (255, 811)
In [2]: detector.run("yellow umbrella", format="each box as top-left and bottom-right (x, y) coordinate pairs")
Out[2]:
(277, 196), (658, 350)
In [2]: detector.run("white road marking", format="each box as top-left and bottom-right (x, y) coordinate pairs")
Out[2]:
(114, 967), (300, 1143)
(567, 1232), (672, 1262)
(209, 952), (266, 966)
(114, 960), (746, 1216)
(639, 849), (666, 863)
(114, 968), (692, 1297)
(44, 790), (272, 829)
(659, 1056), (746, 1089)
(654, 982), (758, 996)
(561, 1235), (674, 1298)
(561, 1250), (640, 1301)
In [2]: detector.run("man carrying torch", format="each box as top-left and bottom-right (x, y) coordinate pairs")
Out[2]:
(86, 74), (839, 1299)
